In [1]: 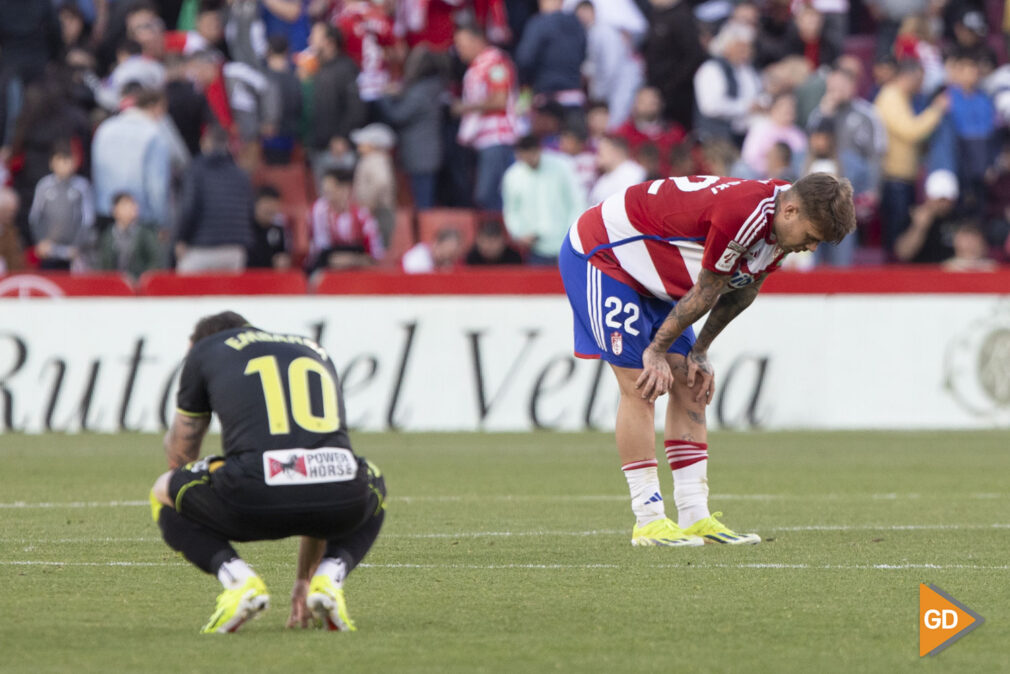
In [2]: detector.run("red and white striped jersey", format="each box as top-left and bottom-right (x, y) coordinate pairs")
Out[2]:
(567, 176), (791, 301)
(458, 46), (517, 149)
(336, 3), (395, 101)
(309, 199), (385, 262)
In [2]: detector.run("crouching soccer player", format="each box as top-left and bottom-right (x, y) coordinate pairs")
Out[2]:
(150, 311), (386, 633)
(560, 174), (855, 546)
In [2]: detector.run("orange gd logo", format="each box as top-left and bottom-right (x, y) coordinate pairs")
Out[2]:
(919, 583), (985, 656)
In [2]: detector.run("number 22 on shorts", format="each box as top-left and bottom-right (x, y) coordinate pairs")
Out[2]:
(604, 297), (640, 336)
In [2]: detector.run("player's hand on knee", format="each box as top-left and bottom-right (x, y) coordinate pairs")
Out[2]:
(286, 579), (312, 628)
(686, 349), (716, 405)
(636, 347), (673, 403)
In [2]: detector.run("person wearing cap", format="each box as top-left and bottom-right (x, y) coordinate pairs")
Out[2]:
(893, 169), (960, 263)
(351, 123), (397, 246)
(874, 59), (949, 260)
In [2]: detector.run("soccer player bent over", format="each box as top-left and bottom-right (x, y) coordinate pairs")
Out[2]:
(559, 174), (855, 546)
(150, 312), (386, 632)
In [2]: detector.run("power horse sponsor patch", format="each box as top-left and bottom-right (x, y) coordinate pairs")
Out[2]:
(262, 448), (358, 486)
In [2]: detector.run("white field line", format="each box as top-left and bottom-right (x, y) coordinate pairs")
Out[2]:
(1, 493), (1006, 509)
(3, 523), (1010, 546)
(2, 560), (1008, 571)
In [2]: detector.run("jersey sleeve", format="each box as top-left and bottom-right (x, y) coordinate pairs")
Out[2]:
(701, 212), (748, 275)
(176, 348), (211, 417)
(485, 56), (513, 94)
(701, 185), (776, 275)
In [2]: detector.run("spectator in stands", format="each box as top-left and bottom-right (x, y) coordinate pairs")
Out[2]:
(92, 88), (173, 232)
(309, 168), (384, 271)
(741, 93), (807, 178)
(402, 228), (464, 273)
(453, 22), (518, 212)
(589, 135), (646, 205)
(174, 127), (254, 273)
(0, 188), (25, 274)
(0, 0), (60, 140)
(261, 35), (303, 165)
(7, 68), (91, 245)
(58, 3), (89, 52)
(893, 14), (946, 97)
(97, 38), (166, 111)
(225, 0), (269, 68)
(261, 0), (312, 53)
(763, 141), (797, 182)
(96, 192), (162, 279)
(502, 134), (584, 265)
(515, 0), (587, 122)
(247, 186), (291, 270)
(949, 9), (998, 75)
(641, 0), (706, 131)
(875, 59), (949, 259)
(575, 0), (643, 130)
(309, 22), (366, 183)
(395, 0), (510, 51)
(351, 123), (397, 246)
(586, 101), (610, 147)
(336, 0), (396, 107)
(807, 60), (886, 211)
(805, 126), (856, 266)
(124, 2), (166, 62)
(865, 0), (928, 61)
(693, 21), (763, 144)
(378, 45), (445, 211)
(943, 221), (996, 271)
(613, 87), (686, 176)
(29, 142), (95, 271)
(465, 218), (523, 265)
(946, 50), (996, 217)
(558, 123), (597, 202)
(894, 169), (960, 263)
(165, 52), (213, 157)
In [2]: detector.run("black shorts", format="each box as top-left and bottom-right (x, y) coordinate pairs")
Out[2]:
(167, 454), (386, 543)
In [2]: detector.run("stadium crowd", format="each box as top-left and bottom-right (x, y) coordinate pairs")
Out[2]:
(0, 0), (1008, 278)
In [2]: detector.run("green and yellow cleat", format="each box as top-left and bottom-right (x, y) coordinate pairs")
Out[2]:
(631, 517), (704, 547)
(307, 574), (357, 631)
(201, 576), (270, 634)
(683, 512), (761, 545)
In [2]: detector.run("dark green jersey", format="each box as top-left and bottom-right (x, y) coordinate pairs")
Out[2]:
(177, 327), (352, 458)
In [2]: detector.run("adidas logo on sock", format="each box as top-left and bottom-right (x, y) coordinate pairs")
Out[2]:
(644, 492), (663, 504)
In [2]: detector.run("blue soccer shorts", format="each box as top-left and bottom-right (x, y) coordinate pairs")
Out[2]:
(558, 236), (695, 369)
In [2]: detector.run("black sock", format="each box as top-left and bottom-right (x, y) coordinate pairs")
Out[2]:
(325, 509), (385, 575)
(158, 507), (238, 575)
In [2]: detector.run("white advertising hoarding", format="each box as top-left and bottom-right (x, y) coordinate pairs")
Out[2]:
(1, 295), (1008, 433)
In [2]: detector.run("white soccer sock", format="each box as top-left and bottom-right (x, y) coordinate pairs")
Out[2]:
(217, 558), (256, 590)
(622, 459), (666, 527)
(315, 557), (349, 587)
(665, 441), (710, 529)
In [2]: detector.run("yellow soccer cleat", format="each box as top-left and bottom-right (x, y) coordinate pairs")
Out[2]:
(683, 512), (761, 545)
(631, 517), (704, 547)
(200, 576), (270, 634)
(307, 574), (357, 631)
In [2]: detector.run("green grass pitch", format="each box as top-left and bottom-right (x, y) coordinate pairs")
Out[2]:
(1, 431), (1008, 673)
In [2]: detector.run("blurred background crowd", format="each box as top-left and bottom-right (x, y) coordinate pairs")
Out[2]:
(0, 0), (1008, 278)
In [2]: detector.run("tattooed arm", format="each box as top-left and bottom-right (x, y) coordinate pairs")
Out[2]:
(685, 275), (767, 403)
(694, 275), (766, 352)
(635, 269), (730, 403)
(163, 413), (211, 469)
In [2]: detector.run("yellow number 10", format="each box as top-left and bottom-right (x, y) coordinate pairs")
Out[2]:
(244, 356), (340, 435)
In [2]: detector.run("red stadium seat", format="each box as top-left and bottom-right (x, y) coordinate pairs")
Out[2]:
(138, 270), (308, 295)
(417, 208), (479, 251)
